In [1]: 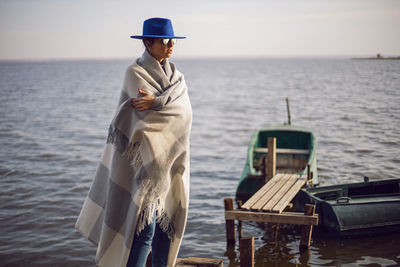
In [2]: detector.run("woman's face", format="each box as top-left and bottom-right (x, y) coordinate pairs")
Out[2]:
(146, 38), (174, 63)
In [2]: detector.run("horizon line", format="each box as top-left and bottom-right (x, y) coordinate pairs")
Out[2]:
(1, 53), (399, 63)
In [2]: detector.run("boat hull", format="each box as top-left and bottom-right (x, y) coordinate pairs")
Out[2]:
(236, 125), (318, 202)
(295, 178), (400, 236)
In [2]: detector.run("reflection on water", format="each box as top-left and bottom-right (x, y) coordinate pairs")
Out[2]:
(0, 59), (399, 266)
(231, 223), (400, 266)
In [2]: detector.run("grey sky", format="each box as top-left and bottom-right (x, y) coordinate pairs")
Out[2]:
(0, 0), (399, 60)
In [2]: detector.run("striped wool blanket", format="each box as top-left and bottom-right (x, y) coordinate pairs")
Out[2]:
(75, 50), (192, 267)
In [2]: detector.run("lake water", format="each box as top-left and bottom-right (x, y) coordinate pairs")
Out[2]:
(0, 58), (399, 266)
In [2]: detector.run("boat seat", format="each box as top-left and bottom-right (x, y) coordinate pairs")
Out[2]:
(254, 148), (310, 155)
(253, 153), (309, 172)
(241, 173), (306, 213)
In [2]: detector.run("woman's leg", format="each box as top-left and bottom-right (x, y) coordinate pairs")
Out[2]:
(126, 212), (156, 267)
(151, 221), (171, 267)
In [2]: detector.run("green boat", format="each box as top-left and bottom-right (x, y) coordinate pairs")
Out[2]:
(235, 125), (318, 203)
(295, 178), (400, 236)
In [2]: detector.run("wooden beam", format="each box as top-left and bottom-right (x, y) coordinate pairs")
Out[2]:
(251, 174), (289, 210)
(276, 156), (308, 170)
(241, 173), (284, 210)
(176, 257), (224, 267)
(266, 137), (276, 180)
(225, 210), (319, 226)
(261, 155), (267, 178)
(254, 148), (310, 155)
(307, 164), (313, 187)
(300, 204), (316, 251)
(262, 174), (298, 212)
(237, 200), (243, 240)
(272, 178), (306, 213)
(224, 198), (236, 246)
(240, 237), (254, 267)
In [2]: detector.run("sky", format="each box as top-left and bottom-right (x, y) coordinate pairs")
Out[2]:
(0, 0), (399, 60)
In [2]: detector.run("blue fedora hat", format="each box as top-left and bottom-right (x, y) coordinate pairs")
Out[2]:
(131, 17), (186, 39)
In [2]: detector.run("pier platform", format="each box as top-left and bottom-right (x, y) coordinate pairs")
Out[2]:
(224, 137), (319, 251)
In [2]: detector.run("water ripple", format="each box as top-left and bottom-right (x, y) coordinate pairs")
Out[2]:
(0, 59), (399, 266)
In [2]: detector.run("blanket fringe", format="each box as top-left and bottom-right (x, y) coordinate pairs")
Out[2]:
(123, 141), (143, 170)
(106, 126), (175, 240)
(135, 204), (175, 240)
(157, 210), (175, 240)
(106, 125), (128, 153)
(106, 125), (143, 170)
(135, 202), (156, 236)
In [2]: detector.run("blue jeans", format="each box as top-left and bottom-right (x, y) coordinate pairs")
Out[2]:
(126, 211), (171, 267)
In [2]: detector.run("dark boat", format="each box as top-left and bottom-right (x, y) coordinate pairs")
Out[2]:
(295, 178), (400, 236)
(235, 125), (318, 203)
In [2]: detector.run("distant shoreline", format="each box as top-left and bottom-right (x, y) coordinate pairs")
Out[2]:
(352, 57), (400, 60)
(351, 54), (400, 60)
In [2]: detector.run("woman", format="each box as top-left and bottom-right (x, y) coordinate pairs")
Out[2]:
(76, 18), (192, 267)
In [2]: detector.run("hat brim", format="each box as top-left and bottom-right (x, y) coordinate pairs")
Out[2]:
(130, 35), (186, 39)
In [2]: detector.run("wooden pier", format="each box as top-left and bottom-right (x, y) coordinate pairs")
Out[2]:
(224, 137), (319, 260)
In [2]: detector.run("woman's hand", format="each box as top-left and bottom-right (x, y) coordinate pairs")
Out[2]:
(131, 88), (155, 112)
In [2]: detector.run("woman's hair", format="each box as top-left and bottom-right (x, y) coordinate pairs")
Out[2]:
(142, 37), (156, 50)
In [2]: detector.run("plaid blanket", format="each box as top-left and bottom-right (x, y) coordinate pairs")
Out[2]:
(75, 50), (192, 267)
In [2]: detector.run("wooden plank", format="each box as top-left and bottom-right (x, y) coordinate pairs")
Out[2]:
(251, 174), (291, 210)
(252, 174), (291, 210)
(254, 147), (269, 153)
(176, 257), (224, 266)
(279, 148), (310, 155)
(262, 174), (299, 212)
(300, 204), (316, 251)
(240, 237), (254, 267)
(237, 200), (243, 239)
(272, 178), (306, 213)
(250, 174), (287, 210)
(254, 148), (310, 155)
(224, 198), (235, 246)
(266, 137), (276, 179)
(225, 210), (319, 226)
(261, 174), (298, 211)
(277, 156), (308, 169)
(307, 164), (313, 187)
(276, 168), (302, 174)
(241, 173), (284, 210)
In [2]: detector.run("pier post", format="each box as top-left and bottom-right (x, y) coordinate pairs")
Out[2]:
(307, 165), (313, 187)
(237, 200), (243, 240)
(266, 137), (276, 182)
(224, 198), (236, 246)
(240, 236), (254, 267)
(300, 204), (316, 251)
